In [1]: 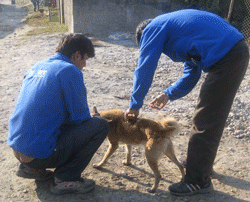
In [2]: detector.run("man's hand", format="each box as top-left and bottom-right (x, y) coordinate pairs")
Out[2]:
(149, 93), (170, 110)
(124, 108), (139, 123)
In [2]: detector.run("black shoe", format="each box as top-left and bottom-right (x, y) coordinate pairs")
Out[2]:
(169, 180), (214, 196)
(16, 164), (53, 181)
(50, 178), (95, 195)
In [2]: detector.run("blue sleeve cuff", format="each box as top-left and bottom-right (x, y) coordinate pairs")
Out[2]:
(163, 62), (201, 101)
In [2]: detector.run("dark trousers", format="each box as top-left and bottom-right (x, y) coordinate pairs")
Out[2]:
(32, 0), (39, 11)
(25, 117), (109, 181)
(185, 39), (249, 185)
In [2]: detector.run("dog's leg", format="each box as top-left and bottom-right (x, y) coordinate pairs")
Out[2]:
(164, 140), (185, 179)
(93, 142), (119, 168)
(122, 144), (132, 166)
(145, 148), (161, 193)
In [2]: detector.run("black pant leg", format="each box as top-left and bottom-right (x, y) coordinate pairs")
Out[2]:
(25, 117), (109, 181)
(185, 40), (249, 185)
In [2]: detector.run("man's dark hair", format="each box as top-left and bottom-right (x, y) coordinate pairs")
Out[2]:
(56, 33), (95, 59)
(136, 19), (153, 46)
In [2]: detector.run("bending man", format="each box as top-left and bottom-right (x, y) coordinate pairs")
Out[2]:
(126, 9), (249, 196)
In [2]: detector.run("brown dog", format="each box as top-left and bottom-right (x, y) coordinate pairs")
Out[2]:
(92, 107), (185, 193)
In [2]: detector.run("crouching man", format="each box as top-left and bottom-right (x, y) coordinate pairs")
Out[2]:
(8, 33), (109, 195)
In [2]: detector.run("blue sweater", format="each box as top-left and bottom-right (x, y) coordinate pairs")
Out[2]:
(8, 53), (91, 159)
(129, 9), (244, 109)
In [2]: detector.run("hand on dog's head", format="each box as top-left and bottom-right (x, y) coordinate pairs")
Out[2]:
(124, 108), (139, 125)
(124, 113), (137, 125)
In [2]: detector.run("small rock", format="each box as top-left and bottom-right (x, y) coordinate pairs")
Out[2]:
(226, 127), (234, 132)
(116, 182), (125, 186)
(229, 147), (235, 152)
(132, 153), (139, 157)
(23, 190), (28, 193)
(139, 160), (145, 165)
(120, 172), (128, 177)
(235, 130), (244, 136)
(235, 134), (246, 139)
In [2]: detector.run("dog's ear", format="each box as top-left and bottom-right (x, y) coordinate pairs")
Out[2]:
(93, 106), (98, 114)
(92, 106), (101, 117)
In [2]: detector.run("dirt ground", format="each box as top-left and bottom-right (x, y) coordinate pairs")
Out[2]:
(0, 1), (250, 202)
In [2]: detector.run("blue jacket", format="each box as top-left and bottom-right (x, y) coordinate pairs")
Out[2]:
(129, 9), (244, 109)
(8, 52), (91, 159)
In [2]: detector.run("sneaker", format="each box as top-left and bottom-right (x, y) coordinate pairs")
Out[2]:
(16, 164), (53, 181)
(50, 178), (95, 195)
(169, 180), (214, 196)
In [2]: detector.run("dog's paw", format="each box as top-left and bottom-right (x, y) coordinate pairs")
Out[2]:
(93, 163), (102, 168)
(147, 187), (156, 193)
(122, 160), (131, 166)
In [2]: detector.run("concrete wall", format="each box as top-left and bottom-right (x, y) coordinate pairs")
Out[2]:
(60, 0), (73, 33)
(63, 0), (185, 38)
(62, 0), (250, 39)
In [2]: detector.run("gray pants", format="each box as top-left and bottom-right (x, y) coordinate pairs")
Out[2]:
(25, 117), (109, 181)
(185, 39), (249, 186)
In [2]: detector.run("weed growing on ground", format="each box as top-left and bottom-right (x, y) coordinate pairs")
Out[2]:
(21, 3), (68, 36)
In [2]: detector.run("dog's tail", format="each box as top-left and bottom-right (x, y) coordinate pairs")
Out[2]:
(159, 117), (180, 136)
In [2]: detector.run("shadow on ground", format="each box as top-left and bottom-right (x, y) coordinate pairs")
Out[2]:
(212, 171), (250, 191)
(34, 178), (250, 202)
(30, 168), (250, 202)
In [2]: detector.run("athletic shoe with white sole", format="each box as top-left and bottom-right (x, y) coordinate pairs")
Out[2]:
(169, 180), (214, 196)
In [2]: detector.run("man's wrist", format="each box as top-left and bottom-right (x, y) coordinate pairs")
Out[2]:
(161, 92), (169, 100)
(129, 108), (139, 113)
